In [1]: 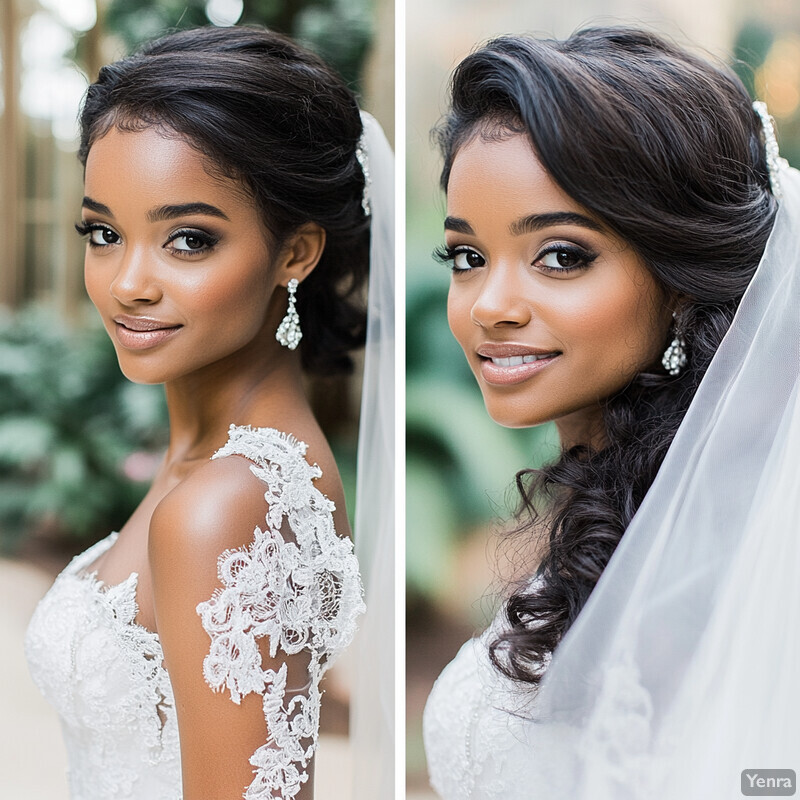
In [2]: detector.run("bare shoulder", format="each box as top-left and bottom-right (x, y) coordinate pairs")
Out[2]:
(220, 422), (349, 529)
(148, 455), (269, 585)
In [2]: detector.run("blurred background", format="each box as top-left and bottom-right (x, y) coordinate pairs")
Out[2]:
(0, 0), (392, 797)
(406, 1), (800, 796)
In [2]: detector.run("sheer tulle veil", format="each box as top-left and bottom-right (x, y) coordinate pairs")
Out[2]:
(350, 112), (394, 798)
(492, 159), (800, 798)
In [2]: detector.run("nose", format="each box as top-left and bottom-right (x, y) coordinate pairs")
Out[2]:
(109, 246), (162, 306)
(470, 264), (531, 329)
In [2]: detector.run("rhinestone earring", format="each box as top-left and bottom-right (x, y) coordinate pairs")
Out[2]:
(662, 311), (687, 376)
(276, 278), (302, 350)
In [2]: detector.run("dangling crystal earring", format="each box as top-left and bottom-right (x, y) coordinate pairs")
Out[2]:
(662, 310), (687, 376)
(276, 278), (302, 350)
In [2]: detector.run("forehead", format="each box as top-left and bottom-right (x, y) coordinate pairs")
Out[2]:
(447, 133), (581, 220)
(84, 126), (252, 212)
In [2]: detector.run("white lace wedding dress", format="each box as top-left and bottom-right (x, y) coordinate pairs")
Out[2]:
(25, 424), (365, 800)
(423, 577), (550, 800)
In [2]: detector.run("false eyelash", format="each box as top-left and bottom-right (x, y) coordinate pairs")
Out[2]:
(74, 221), (96, 237)
(74, 221), (120, 247)
(433, 244), (482, 271)
(166, 228), (220, 250)
(432, 244), (456, 265)
(534, 243), (598, 273)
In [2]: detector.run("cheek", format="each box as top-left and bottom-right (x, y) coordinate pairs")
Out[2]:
(189, 259), (271, 321)
(563, 276), (663, 372)
(84, 260), (111, 315)
(447, 285), (472, 349)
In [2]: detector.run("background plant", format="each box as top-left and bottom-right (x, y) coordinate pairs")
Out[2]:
(0, 306), (168, 553)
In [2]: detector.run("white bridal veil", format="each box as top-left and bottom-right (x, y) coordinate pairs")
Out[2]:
(351, 112), (394, 798)
(497, 160), (800, 798)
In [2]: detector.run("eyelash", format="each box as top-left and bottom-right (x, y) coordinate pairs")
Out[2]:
(165, 228), (220, 255)
(433, 244), (483, 271)
(434, 242), (598, 274)
(74, 221), (118, 246)
(74, 222), (220, 256)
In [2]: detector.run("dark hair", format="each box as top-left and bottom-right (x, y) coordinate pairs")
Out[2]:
(79, 25), (369, 376)
(437, 27), (777, 684)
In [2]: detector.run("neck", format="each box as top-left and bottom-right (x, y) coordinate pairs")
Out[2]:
(554, 405), (607, 451)
(162, 338), (308, 468)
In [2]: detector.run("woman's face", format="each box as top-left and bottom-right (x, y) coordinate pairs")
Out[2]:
(82, 126), (283, 385)
(445, 133), (672, 445)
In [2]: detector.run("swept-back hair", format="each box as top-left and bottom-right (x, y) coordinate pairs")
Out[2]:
(437, 27), (777, 684)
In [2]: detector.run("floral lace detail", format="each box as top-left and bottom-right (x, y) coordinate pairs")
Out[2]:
(25, 424), (363, 800)
(197, 424), (365, 799)
(424, 576), (549, 799)
(577, 647), (661, 799)
(24, 532), (181, 800)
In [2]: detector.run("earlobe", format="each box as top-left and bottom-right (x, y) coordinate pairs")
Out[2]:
(277, 223), (326, 286)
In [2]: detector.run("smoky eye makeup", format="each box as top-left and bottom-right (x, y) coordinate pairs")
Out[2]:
(74, 221), (121, 247)
(433, 244), (487, 271)
(164, 228), (221, 255)
(533, 242), (598, 273)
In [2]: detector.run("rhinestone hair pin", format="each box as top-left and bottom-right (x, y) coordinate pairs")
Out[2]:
(753, 100), (785, 200)
(355, 131), (371, 217)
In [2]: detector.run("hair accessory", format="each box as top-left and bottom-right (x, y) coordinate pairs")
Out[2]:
(355, 131), (371, 217)
(662, 310), (687, 376)
(276, 278), (302, 350)
(753, 100), (784, 199)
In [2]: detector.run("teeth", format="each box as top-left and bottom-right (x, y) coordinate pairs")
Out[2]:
(490, 354), (554, 367)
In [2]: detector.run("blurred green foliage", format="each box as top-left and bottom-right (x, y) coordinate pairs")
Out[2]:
(0, 306), (168, 553)
(731, 21), (800, 170)
(731, 20), (773, 98)
(104, 0), (372, 89)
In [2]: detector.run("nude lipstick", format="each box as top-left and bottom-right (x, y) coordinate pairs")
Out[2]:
(113, 315), (182, 351)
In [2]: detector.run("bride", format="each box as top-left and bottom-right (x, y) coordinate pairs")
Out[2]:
(424, 27), (799, 799)
(24, 25), (392, 800)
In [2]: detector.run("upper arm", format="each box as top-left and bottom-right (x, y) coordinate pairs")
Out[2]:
(149, 456), (310, 800)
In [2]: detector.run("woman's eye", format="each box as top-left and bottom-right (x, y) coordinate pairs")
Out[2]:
(172, 234), (206, 251)
(540, 249), (581, 269)
(87, 226), (120, 246)
(453, 249), (486, 270)
(535, 245), (596, 273)
(166, 230), (219, 254)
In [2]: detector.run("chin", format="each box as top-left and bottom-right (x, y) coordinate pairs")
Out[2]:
(111, 353), (170, 385)
(117, 367), (167, 386)
(482, 397), (552, 429)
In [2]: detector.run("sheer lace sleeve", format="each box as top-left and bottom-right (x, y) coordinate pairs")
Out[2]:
(195, 424), (365, 799)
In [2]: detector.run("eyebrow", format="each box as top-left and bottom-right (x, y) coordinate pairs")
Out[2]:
(81, 197), (230, 223)
(147, 203), (230, 223)
(510, 212), (602, 235)
(444, 216), (475, 234)
(444, 211), (603, 236)
(82, 196), (112, 216)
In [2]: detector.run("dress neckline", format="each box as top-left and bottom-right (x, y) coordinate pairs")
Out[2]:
(62, 423), (329, 644)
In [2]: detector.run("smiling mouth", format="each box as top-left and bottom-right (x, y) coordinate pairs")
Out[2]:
(112, 317), (183, 350)
(488, 354), (559, 367)
(478, 351), (561, 386)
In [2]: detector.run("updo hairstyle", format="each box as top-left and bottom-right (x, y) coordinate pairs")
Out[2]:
(79, 25), (369, 375)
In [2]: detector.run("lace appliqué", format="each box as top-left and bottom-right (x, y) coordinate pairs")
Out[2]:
(424, 576), (550, 800)
(577, 647), (660, 799)
(196, 425), (365, 799)
(24, 532), (180, 800)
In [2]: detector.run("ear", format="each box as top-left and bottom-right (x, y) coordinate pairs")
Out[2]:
(663, 290), (690, 322)
(274, 223), (326, 286)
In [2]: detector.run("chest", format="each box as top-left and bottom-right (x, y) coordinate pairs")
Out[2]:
(86, 473), (183, 630)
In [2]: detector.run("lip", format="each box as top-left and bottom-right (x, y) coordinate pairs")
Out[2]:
(113, 315), (182, 351)
(476, 342), (561, 386)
